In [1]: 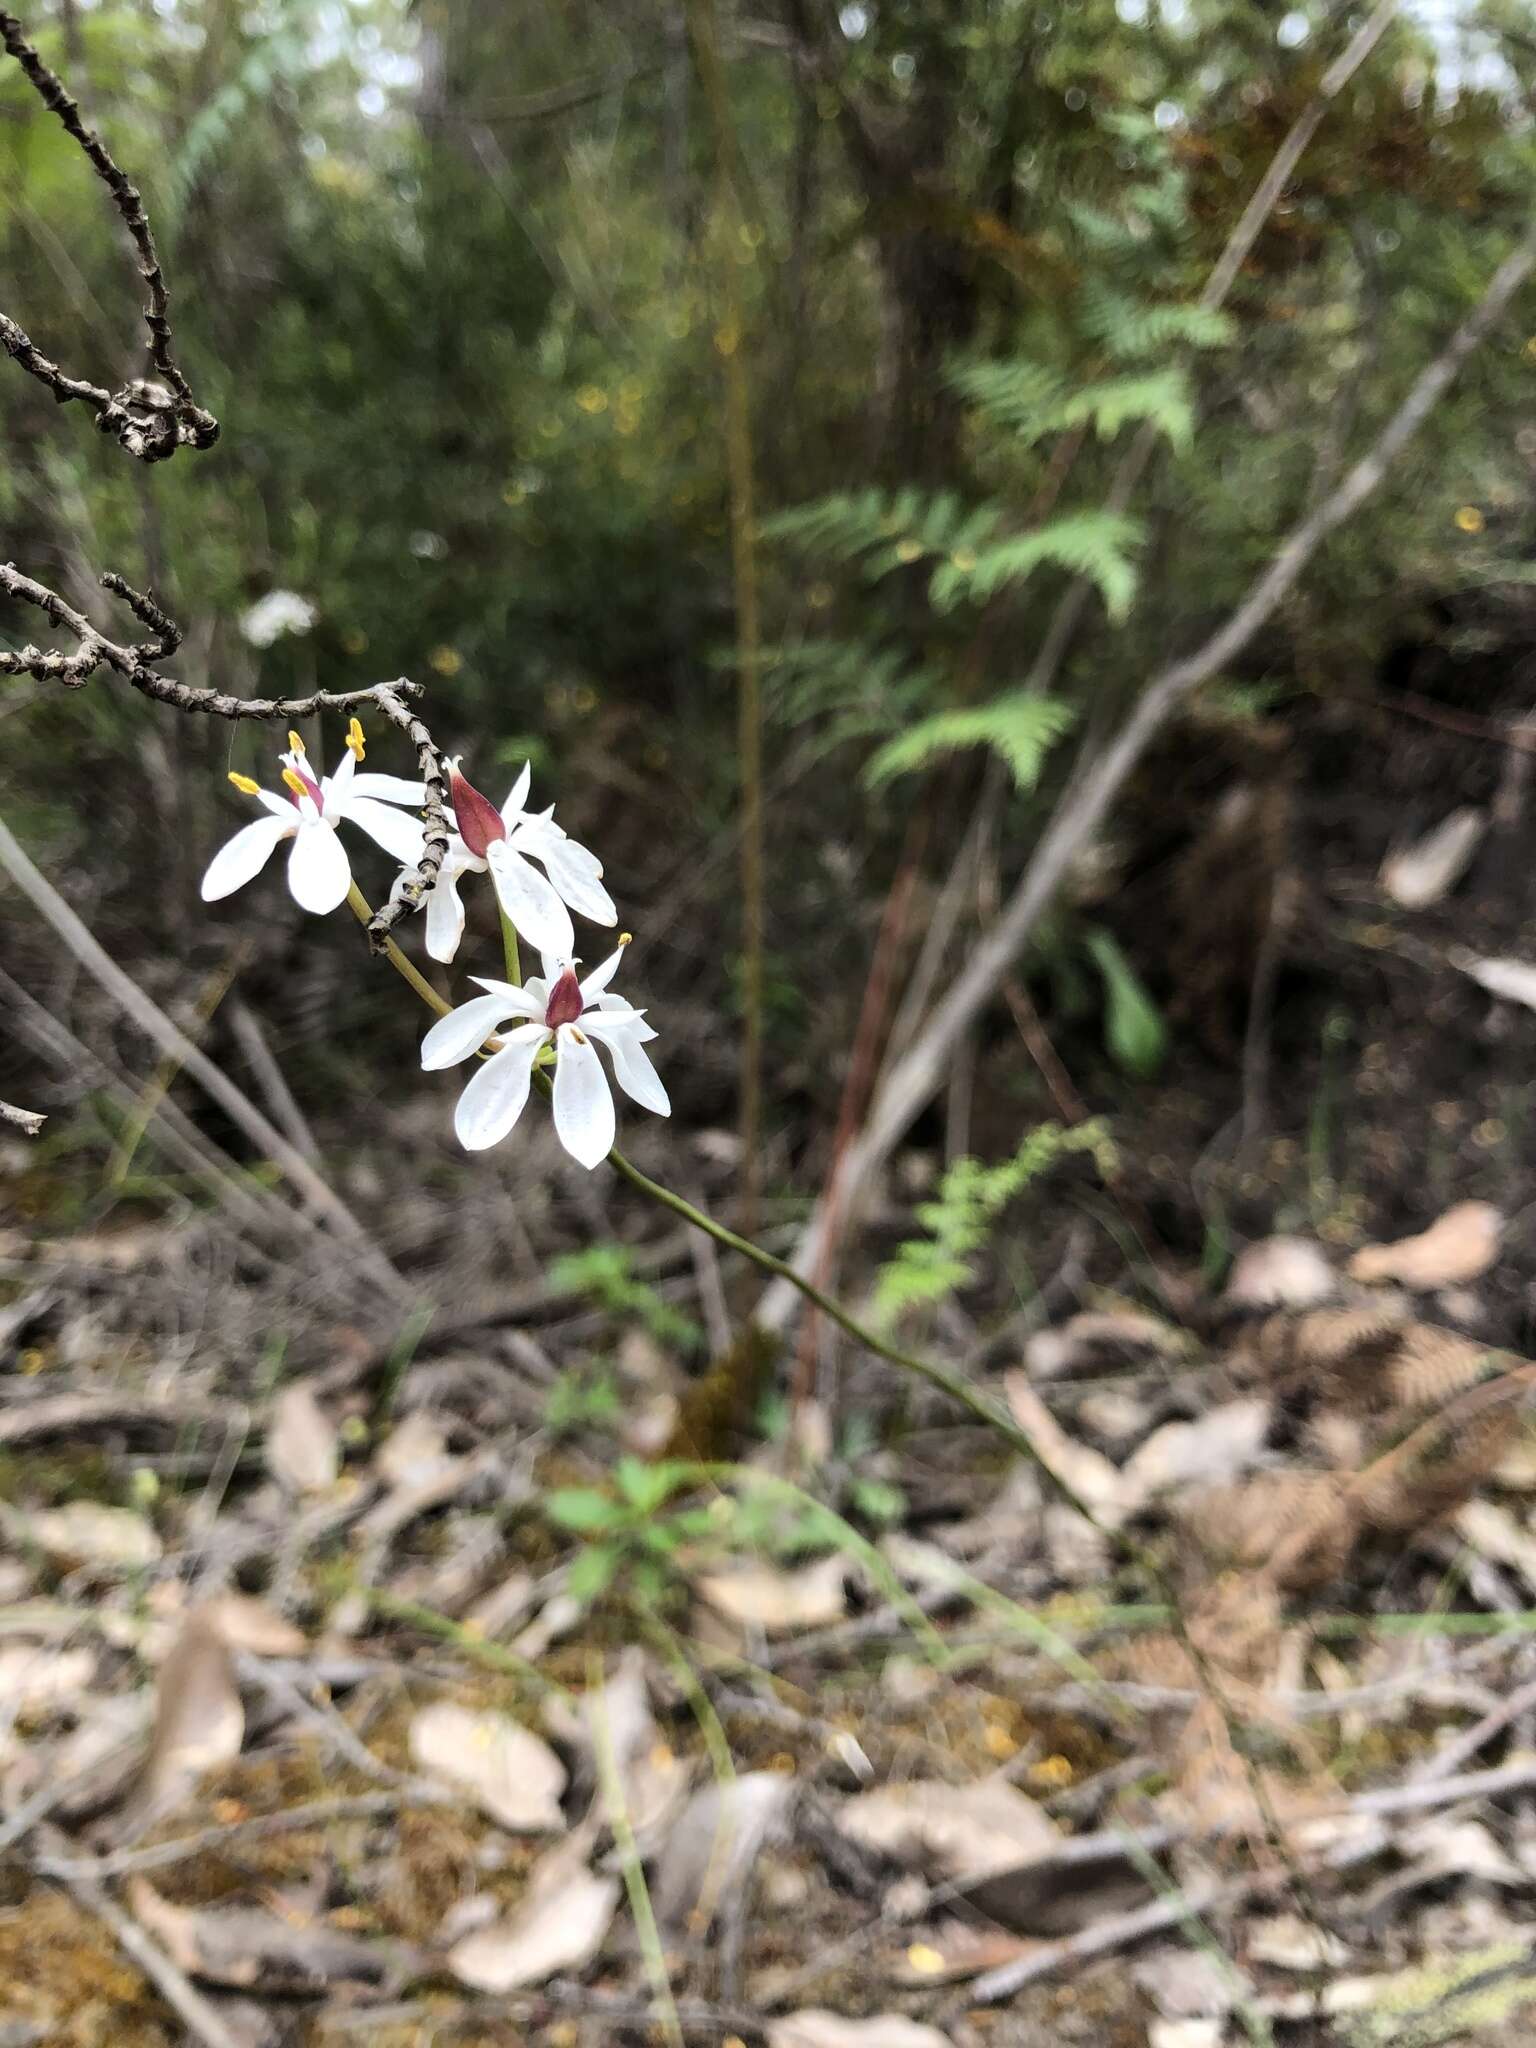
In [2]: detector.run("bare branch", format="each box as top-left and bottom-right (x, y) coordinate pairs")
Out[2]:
(0, 7), (218, 458)
(760, 216), (1536, 1330)
(1026, 0), (1400, 693)
(0, 561), (449, 940)
(0, 1098), (45, 1136)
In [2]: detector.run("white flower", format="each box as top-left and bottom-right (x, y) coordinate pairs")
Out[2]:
(420, 940), (668, 1169)
(201, 720), (428, 916)
(376, 758), (616, 965)
(240, 590), (317, 648)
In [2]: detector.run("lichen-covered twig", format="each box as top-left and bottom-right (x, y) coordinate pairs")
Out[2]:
(0, 8), (218, 458)
(0, 1099), (45, 1136)
(0, 563), (449, 941)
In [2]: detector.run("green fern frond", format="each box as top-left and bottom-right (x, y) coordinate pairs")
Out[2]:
(1078, 281), (1234, 360)
(864, 691), (1075, 791)
(948, 359), (1190, 450)
(929, 509), (1142, 620)
(872, 1122), (1114, 1328)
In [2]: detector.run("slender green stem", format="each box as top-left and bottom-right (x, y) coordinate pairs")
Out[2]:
(346, 883), (451, 1018)
(350, 881), (1156, 1573)
(498, 903), (522, 987)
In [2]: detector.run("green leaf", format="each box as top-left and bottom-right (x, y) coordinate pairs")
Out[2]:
(928, 511), (1142, 621)
(545, 1487), (625, 1533)
(864, 692), (1075, 792)
(566, 1543), (621, 1603)
(1084, 929), (1168, 1078)
(614, 1456), (692, 1514)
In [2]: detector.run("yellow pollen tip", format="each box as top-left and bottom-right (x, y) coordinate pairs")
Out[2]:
(227, 772), (261, 796)
(286, 729), (305, 755)
(345, 716), (366, 760)
(618, 931), (633, 947)
(281, 767), (309, 800)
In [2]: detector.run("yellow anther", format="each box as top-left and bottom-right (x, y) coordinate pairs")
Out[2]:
(345, 716), (366, 761)
(227, 772), (261, 796)
(286, 728), (306, 756)
(570, 1026), (588, 1045)
(618, 931), (633, 947)
(281, 767), (309, 800)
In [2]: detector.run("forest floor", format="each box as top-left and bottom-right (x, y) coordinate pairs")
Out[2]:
(7, 659), (1536, 2047)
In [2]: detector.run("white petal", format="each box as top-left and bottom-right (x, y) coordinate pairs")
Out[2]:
(552, 1024), (616, 1169)
(255, 788), (294, 819)
(286, 820), (352, 914)
(453, 1025), (548, 1150)
(200, 814), (293, 901)
(580, 943), (630, 1002)
(467, 975), (545, 1019)
(500, 762), (533, 821)
(350, 773), (429, 805)
(486, 841), (576, 959)
(421, 993), (519, 1070)
(585, 1014), (670, 1115)
(592, 993), (656, 1041)
(425, 863), (467, 963)
(342, 796), (428, 865)
(321, 746), (356, 815)
(515, 822), (616, 925)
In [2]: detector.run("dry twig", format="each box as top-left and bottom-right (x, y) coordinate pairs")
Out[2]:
(0, 8), (218, 458)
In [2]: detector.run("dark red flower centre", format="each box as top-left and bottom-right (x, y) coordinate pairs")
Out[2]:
(450, 763), (509, 860)
(544, 967), (585, 1029)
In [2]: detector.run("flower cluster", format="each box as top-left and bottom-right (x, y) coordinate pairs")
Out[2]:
(202, 727), (667, 1168)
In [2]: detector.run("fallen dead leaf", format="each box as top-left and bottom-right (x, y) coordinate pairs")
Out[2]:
(886, 1922), (1035, 1986)
(1223, 1236), (1336, 1308)
(1453, 1499), (1536, 1592)
(25, 1501), (161, 1569)
(1003, 1374), (1132, 1524)
(137, 1608), (244, 1813)
(1349, 1201), (1503, 1289)
(1133, 1945), (1240, 2018)
(0, 1642), (95, 1715)
(836, 1779), (1058, 1885)
(374, 1410), (454, 1489)
(696, 1553), (849, 1633)
(1247, 1911), (1350, 1970)
(1120, 1399), (1272, 1502)
(266, 1380), (339, 1494)
(1024, 1310), (1182, 1381)
(652, 1770), (795, 1931)
(1148, 2022), (1224, 2048)
(196, 1593), (305, 1658)
(767, 2013), (953, 2048)
(408, 1700), (566, 1832)
(1380, 807), (1485, 909)
(128, 1877), (412, 1991)
(543, 1647), (688, 1841)
(447, 1840), (618, 1992)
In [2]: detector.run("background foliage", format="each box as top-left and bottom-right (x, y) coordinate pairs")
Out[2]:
(4, 0), (1536, 1205)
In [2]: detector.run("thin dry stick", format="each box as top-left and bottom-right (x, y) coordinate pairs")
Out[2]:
(688, 0), (765, 1239)
(228, 999), (321, 1163)
(1026, 0), (1400, 694)
(0, 9), (218, 458)
(34, 1824), (244, 2048)
(0, 960), (304, 1255)
(759, 216), (1536, 1331)
(31, 1791), (436, 1883)
(0, 567), (449, 945)
(0, 1098), (45, 1135)
(0, 812), (406, 1292)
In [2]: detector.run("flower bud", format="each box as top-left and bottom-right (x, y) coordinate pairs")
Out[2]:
(449, 761), (508, 859)
(544, 966), (585, 1029)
